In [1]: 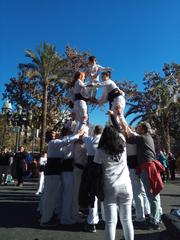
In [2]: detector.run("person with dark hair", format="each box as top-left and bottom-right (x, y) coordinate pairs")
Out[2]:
(60, 126), (76, 224)
(0, 146), (11, 185)
(13, 146), (27, 187)
(93, 72), (126, 127)
(167, 152), (176, 180)
(40, 128), (85, 227)
(80, 125), (103, 233)
(73, 71), (91, 132)
(117, 118), (164, 230)
(93, 126), (134, 240)
(86, 56), (112, 98)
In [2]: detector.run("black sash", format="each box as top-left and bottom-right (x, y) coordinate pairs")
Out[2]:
(87, 155), (94, 164)
(74, 163), (85, 170)
(75, 93), (88, 102)
(107, 88), (121, 108)
(44, 157), (63, 175)
(62, 158), (74, 172)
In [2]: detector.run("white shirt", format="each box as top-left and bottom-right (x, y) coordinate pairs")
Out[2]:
(73, 79), (90, 99)
(127, 143), (137, 157)
(83, 134), (101, 156)
(47, 135), (79, 158)
(61, 142), (74, 160)
(39, 157), (47, 165)
(94, 134), (131, 186)
(87, 64), (108, 83)
(98, 79), (125, 105)
(74, 142), (87, 166)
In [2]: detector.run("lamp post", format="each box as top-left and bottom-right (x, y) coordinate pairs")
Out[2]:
(1, 99), (12, 148)
(13, 106), (33, 152)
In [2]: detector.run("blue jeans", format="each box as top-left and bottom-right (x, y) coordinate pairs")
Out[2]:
(140, 170), (161, 224)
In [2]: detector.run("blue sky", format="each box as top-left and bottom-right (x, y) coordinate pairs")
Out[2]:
(0, 0), (180, 125)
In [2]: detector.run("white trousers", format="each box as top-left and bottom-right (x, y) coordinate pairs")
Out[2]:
(61, 172), (74, 224)
(40, 175), (61, 223)
(87, 196), (99, 225)
(71, 167), (83, 221)
(73, 100), (88, 129)
(111, 95), (127, 126)
(37, 172), (44, 194)
(104, 183), (134, 240)
(129, 169), (150, 221)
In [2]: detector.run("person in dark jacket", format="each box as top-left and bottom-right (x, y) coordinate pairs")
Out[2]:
(13, 146), (27, 187)
(0, 146), (11, 185)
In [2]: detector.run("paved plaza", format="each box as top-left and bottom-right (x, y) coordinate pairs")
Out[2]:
(0, 176), (180, 240)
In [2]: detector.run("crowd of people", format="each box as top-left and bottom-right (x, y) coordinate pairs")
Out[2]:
(0, 56), (178, 240)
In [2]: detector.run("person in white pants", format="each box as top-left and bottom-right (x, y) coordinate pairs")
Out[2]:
(72, 140), (87, 223)
(94, 126), (134, 240)
(91, 71), (125, 126)
(127, 142), (151, 226)
(36, 152), (47, 195)
(86, 56), (112, 98)
(40, 129), (84, 227)
(82, 125), (103, 232)
(73, 71), (90, 132)
(60, 127), (75, 224)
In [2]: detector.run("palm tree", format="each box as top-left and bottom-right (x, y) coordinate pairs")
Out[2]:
(24, 43), (69, 152)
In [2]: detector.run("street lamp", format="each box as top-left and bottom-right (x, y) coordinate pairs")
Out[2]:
(13, 105), (33, 152)
(1, 99), (12, 148)
(2, 99), (12, 115)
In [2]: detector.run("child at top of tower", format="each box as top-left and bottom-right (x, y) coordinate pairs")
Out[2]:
(86, 56), (112, 98)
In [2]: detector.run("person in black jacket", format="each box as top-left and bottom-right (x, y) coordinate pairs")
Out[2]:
(0, 146), (11, 185)
(13, 146), (27, 187)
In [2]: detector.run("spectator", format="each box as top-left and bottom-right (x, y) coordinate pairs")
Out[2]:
(94, 126), (134, 240)
(13, 146), (27, 187)
(0, 146), (11, 185)
(167, 152), (176, 180)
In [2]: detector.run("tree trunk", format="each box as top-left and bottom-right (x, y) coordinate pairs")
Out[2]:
(40, 83), (48, 152)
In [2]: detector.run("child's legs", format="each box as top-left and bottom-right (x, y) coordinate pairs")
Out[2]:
(74, 100), (88, 126)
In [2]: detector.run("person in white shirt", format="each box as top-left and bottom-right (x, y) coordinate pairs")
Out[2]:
(60, 126), (76, 224)
(40, 129), (84, 227)
(86, 56), (112, 98)
(73, 71), (91, 132)
(94, 126), (134, 240)
(96, 71), (126, 126)
(82, 125), (103, 233)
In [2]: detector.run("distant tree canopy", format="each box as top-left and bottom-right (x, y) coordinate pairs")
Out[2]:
(2, 42), (180, 153)
(3, 43), (89, 151)
(117, 63), (180, 153)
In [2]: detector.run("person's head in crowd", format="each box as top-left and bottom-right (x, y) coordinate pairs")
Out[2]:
(19, 146), (25, 152)
(136, 122), (152, 135)
(73, 71), (85, 86)
(1, 146), (8, 154)
(101, 71), (111, 81)
(45, 130), (56, 142)
(88, 56), (96, 66)
(60, 126), (72, 137)
(98, 125), (126, 156)
(93, 125), (103, 136)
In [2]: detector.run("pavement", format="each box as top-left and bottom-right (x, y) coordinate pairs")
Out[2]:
(0, 175), (180, 240)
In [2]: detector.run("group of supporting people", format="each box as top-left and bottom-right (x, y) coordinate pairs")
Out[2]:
(37, 56), (164, 240)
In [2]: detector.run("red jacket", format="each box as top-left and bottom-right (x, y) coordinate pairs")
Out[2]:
(136, 160), (165, 196)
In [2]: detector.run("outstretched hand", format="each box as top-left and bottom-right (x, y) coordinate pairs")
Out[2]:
(89, 97), (98, 104)
(77, 129), (85, 138)
(106, 110), (114, 116)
